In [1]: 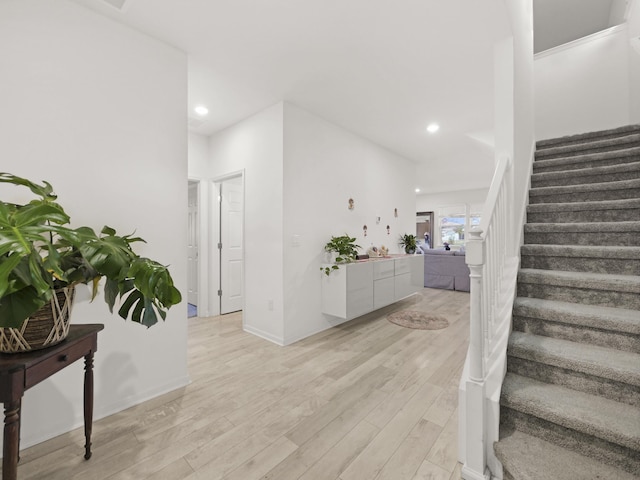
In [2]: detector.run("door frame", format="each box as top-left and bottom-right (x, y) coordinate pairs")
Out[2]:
(210, 170), (245, 320)
(187, 177), (209, 317)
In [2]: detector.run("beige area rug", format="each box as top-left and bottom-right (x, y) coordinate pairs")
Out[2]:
(387, 310), (450, 330)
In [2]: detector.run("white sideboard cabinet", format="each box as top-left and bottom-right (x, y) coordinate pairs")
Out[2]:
(321, 255), (423, 320)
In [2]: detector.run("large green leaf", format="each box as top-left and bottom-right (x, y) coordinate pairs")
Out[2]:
(0, 173), (57, 200)
(0, 286), (49, 328)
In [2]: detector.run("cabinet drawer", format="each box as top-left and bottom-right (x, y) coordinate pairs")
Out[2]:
(373, 261), (395, 280)
(394, 257), (412, 275)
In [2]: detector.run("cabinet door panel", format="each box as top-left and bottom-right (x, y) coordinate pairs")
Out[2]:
(374, 277), (395, 309)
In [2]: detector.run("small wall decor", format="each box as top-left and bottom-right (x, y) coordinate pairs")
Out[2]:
(376, 216), (381, 224)
(363, 225), (368, 236)
(386, 225), (390, 235)
(348, 198), (354, 210)
(394, 208), (398, 218)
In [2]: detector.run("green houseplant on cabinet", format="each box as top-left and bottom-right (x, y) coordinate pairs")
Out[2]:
(0, 173), (182, 353)
(398, 233), (417, 254)
(320, 234), (361, 276)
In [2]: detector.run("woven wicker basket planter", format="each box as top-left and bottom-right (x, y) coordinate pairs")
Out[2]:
(0, 287), (75, 353)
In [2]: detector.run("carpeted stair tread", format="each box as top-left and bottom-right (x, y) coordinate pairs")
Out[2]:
(532, 146), (640, 173)
(537, 124), (640, 149)
(524, 221), (640, 235)
(508, 332), (640, 387)
(529, 178), (640, 204)
(523, 221), (640, 246)
(531, 161), (640, 187)
(501, 373), (640, 451)
(513, 297), (640, 336)
(518, 268), (640, 293)
(527, 198), (640, 213)
(495, 429), (638, 480)
(521, 244), (640, 260)
(535, 133), (640, 161)
(520, 245), (640, 275)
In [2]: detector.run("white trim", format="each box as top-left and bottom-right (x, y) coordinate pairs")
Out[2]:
(243, 324), (284, 346)
(20, 374), (190, 450)
(535, 24), (627, 59)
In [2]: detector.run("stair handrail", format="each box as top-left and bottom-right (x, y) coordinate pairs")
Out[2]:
(461, 154), (516, 480)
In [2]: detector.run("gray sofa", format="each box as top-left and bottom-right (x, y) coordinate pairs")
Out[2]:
(421, 249), (470, 292)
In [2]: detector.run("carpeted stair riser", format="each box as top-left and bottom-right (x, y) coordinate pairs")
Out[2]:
(527, 199), (640, 223)
(529, 179), (640, 204)
(495, 430), (639, 480)
(517, 269), (640, 309)
(520, 246), (640, 275)
(512, 315), (640, 354)
(535, 133), (640, 160)
(512, 298), (640, 353)
(536, 124), (640, 150)
(506, 356), (639, 407)
(500, 408), (640, 474)
(533, 147), (640, 174)
(517, 282), (640, 309)
(524, 222), (640, 246)
(531, 161), (640, 188)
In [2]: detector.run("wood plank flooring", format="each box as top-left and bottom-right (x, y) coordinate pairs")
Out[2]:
(14, 288), (469, 479)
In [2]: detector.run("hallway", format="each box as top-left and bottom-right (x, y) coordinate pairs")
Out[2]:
(16, 288), (469, 480)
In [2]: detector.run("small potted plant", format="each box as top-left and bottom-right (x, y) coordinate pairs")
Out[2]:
(399, 233), (417, 254)
(320, 234), (361, 276)
(0, 173), (182, 352)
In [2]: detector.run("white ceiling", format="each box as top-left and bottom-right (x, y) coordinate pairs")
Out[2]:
(68, 0), (628, 194)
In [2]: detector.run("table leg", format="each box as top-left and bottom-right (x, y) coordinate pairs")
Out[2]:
(3, 399), (21, 480)
(83, 352), (94, 460)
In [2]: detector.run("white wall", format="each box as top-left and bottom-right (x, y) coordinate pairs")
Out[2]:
(629, 0), (640, 123)
(207, 103), (285, 342)
(282, 103), (416, 345)
(535, 26), (632, 140)
(189, 132), (211, 179)
(507, 0), (535, 256)
(188, 132), (211, 316)
(416, 188), (488, 215)
(0, 0), (189, 451)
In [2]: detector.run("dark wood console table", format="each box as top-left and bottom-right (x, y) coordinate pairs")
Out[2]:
(0, 324), (104, 480)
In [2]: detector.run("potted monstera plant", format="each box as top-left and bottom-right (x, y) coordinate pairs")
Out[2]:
(0, 173), (182, 352)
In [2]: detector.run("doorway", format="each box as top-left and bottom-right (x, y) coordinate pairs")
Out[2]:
(416, 211), (434, 250)
(187, 181), (199, 317)
(217, 174), (244, 314)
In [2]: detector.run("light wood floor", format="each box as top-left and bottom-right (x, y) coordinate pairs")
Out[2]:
(16, 288), (469, 480)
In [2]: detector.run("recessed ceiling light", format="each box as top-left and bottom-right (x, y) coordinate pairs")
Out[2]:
(194, 105), (209, 116)
(426, 123), (439, 133)
(415, 188), (421, 193)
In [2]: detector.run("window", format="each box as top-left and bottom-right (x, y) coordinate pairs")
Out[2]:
(436, 204), (482, 248)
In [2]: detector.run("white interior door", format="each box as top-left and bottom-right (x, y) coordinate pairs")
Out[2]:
(220, 175), (243, 314)
(187, 181), (199, 307)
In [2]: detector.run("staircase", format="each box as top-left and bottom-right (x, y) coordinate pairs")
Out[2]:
(494, 125), (640, 480)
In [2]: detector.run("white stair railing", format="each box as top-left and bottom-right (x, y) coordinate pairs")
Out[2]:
(460, 155), (519, 480)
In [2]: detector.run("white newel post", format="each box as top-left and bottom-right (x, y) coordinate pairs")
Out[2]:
(462, 227), (491, 480)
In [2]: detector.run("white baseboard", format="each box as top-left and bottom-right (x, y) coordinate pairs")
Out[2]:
(243, 324), (285, 346)
(16, 374), (191, 453)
